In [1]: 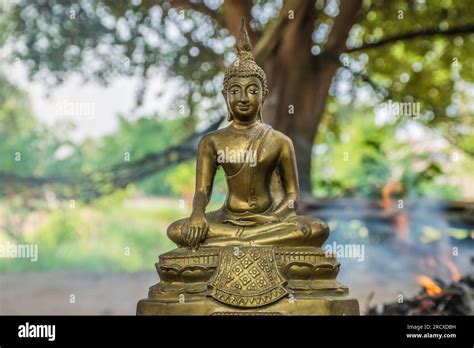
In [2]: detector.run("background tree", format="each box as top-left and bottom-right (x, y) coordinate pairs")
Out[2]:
(2, 0), (473, 195)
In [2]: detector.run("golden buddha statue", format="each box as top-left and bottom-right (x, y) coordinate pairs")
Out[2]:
(137, 19), (359, 315)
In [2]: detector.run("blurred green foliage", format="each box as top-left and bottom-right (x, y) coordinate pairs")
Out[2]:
(1, 0), (473, 154)
(314, 105), (464, 199)
(0, 1), (473, 273)
(0, 75), (65, 178)
(74, 115), (190, 196)
(0, 191), (179, 272)
(1, 0), (473, 199)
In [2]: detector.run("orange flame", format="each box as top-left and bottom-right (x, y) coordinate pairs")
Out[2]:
(381, 180), (409, 239)
(416, 275), (442, 296)
(381, 180), (402, 211)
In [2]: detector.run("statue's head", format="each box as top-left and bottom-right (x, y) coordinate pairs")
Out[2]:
(223, 18), (269, 123)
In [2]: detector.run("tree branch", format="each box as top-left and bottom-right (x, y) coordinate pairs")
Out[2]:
(222, 0), (256, 44)
(0, 116), (226, 201)
(324, 0), (363, 52)
(322, 49), (390, 99)
(311, 0), (362, 72)
(253, 0), (301, 64)
(347, 24), (474, 53)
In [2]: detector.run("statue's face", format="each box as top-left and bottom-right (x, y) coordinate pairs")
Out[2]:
(226, 76), (263, 122)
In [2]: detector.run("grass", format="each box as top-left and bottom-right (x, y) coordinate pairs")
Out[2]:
(0, 193), (190, 273)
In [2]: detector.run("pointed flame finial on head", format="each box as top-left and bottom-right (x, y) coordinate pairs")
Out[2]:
(237, 17), (253, 54)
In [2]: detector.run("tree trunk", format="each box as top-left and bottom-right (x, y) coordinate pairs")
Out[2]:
(263, 0), (362, 196)
(222, 0), (362, 196)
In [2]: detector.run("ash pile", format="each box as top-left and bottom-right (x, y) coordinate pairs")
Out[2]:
(368, 257), (474, 315)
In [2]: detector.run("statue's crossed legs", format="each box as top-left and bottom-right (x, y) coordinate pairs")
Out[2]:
(167, 209), (329, 248)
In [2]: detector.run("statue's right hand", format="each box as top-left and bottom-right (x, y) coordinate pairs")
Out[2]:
(183, 213), (209, 249)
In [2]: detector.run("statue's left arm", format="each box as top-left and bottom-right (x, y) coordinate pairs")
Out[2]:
(272, 136), (300, 218)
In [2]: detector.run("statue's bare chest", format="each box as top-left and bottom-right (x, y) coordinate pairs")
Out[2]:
(213, 132), (280, 175)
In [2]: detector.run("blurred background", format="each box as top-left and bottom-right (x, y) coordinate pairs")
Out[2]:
(0, 0), (473, 315)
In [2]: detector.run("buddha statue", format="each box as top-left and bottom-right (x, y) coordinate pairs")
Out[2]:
(166, 20), (329, 249)
(137, 19), (359, 315)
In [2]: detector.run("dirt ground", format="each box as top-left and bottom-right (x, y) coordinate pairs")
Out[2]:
(0, 270), (420, 315)
(0, 271), (157, 315)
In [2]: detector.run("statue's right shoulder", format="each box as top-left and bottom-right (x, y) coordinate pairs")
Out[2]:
(198, 128), (224, 150)
(202, 127), (228, 141)
(205, 127), (224, 137)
